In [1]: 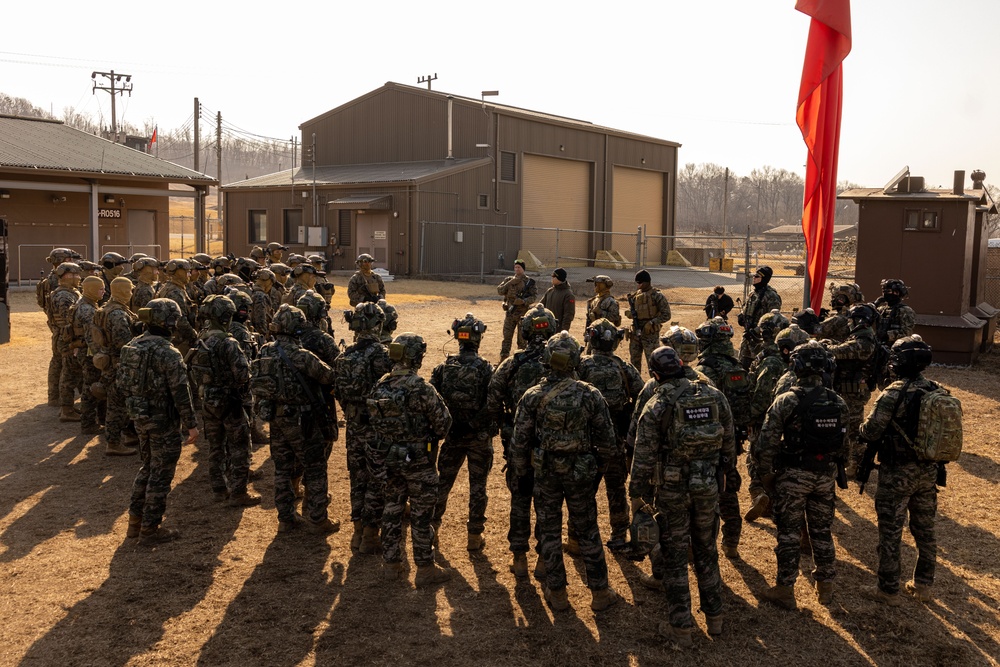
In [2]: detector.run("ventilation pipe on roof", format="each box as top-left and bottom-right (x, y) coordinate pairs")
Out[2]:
(953, 170), (965, 195)
(446, 96), (454, 160)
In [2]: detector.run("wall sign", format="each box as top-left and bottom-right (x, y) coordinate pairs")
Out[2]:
(98, 208), (121, 219)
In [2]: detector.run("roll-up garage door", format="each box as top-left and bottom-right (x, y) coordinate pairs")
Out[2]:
(522, 154), (591, 267)
(612, 166), (663, 262)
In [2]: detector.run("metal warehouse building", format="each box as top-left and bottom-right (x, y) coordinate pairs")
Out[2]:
(222, 82), (680, 276)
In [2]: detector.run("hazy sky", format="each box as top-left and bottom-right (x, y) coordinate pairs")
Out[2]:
(3, 0), (996, 189)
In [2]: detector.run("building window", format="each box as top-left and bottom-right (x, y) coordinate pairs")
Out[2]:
(478, 194), (489, 209)
(904, 208), (940, 232)
(283, 209), (303, 244)
(500, 151), (517, 183)
(338, 210), (352, 246)
(249, 210), (267, 243)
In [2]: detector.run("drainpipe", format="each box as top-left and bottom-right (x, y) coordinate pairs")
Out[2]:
(447, 96), (454, 160)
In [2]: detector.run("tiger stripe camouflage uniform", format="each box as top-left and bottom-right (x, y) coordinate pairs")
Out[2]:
(859, 376), (941, 597)
(511, 353), (617, 597)
(758, 374), (849, 596)
(50, 284), (82, 410)
(875, 302), (916, 346)
(431, 346), (495, 540)
(118, 330), (198, 534)
(827, 324), (876, 468)
(156, 278), (198, 355)
(630, 374), (735, 632)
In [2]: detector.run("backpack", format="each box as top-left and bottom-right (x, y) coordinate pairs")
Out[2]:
(580, 355), (630, 412)
(438, 355), (487, 414)
(188, 330), (229, 387)
(784, 386), (845, 468)
(368, 375), (421, 440)
(250, 344), (304, 404)
(894, 385), (963, 462)
(510, 351), (546, 404)
(660, 380), (725, 463)
(335, 341), (387, 406)
(537, 379), (589, 454)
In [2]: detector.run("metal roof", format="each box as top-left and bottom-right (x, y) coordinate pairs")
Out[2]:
(763, 224), (857, 235)
(223, 158), (490, 189)
(0, 115), (216, 184)
(327, 194), (392, 209)
(838, 187), (981, 202)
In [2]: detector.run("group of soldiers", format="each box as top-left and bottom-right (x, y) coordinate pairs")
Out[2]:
(35, 249), (955, 646)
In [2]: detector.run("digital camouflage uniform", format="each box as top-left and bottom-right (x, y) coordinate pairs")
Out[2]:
(497, 274), (537, 360)
(95, 298), (137, 448)
(50, 285), (82, 409)
(859, 376), (941, 596)
(131, 278), (157, 312)
(630, 375), (735, 630)
(431, 347), (495, 537)
(758, 375), (849, 590)
(119, 331), (198, 533)
(738, 284), (782, 369)
(251, 284), (275, 339)
(156, 279), (198, 355)
(368, 364), (452, 567)
(815, 309), (850, 343)
(511, 365), (617, 594)
(71, 292), (103, 430)
(827, 325), (876, 467)
(625, 286), (671, 373)
(347, 269), (386, 307)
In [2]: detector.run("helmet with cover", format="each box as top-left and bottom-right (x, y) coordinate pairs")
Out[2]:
(225, 288), (252, 321)
(142, 298), (182, 331)
(47, 247), (81, 264)
(450, 312), (487, 347)
(235, 257), (260, 281)
(249, 246), (265, 262)
(54, 262), (83, 278)
(758, 309), (790, 341)
(345, 301), (385, 335)
(775, 323), (810, 353)
(377, 299), (398, 338)
(543, 331), (582, 372)
(270, 303), (307, 336)
(648, 345), (685, 379)
(586, 317), (624, 352)
(790, 340), (834, 376)
(164, 258), (192, 274)
(695, 317), (734, 345)
(296, 290), (329, 323)
(202, 294), (236, 328)
(660, 325), (699, 363)
(356, 253), (375, 266)
(210, 256), (231, 274)
(388, 332), (427, 368)
(889, 334), (932, 378)
(519, 304), (558, 342)
(100, 252), (128, 270)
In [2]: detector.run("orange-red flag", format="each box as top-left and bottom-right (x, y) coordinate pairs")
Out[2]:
(150, 126), (157, 146)
(797, 0), (851, 310)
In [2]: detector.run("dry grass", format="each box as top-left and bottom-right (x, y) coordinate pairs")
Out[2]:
(1, 281), (998, 667)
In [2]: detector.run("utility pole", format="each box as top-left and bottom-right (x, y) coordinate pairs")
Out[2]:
(193, 98), (200, 173)
(91, 70), (132, 142)
(216, 111), (223, 233)
(311, 132), (317, 227)
(417, 73), (438, 90)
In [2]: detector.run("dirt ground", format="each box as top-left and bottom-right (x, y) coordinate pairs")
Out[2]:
(1, 279), (998, 667)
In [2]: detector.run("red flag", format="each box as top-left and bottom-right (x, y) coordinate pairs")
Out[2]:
(796, 0), (851, 310)
(150, 126), (157, 146)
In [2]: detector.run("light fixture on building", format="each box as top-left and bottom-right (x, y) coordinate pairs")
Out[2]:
(104, 194), (116, 203)
(301, 191), (309, 198)
(51, 195), (66, 203)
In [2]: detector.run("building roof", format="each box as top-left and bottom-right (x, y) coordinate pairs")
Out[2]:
(762, 224), (857, 235)
(838, 187), (981, 202)
(222, 158), (491, 190)
(301, 82), (682, 149)
(0, 115), (216, 184)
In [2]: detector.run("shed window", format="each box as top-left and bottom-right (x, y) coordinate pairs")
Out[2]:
(283, 209), (303, 244)
(338, 210), (352, 246)
(249, 210), (267, 243)
(500, 151), (517, 183)
(904, 208), (939, 232)
(478, 194), (489, 209)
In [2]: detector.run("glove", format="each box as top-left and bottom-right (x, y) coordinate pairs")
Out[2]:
(642, 321), (656, 336)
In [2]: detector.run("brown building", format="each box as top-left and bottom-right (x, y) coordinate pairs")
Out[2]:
(0, 115), (216, 282)
(222, 82), (680, 275)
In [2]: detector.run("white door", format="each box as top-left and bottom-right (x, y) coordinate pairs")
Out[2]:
(356, 214), (389, 268)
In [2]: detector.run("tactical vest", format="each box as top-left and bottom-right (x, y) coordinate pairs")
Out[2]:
(368, 374), (428, 441)
(438, 355), (487, 415)
(699, 354), (751, 426)
(251, 344), (307, 405)
(659, 380), (725, 464)
(536, 378), (590, 455)
(335, 340), (387, 406)
(633, 289), (656, 321)
(781, 386), (845, 470)
(580, 355), (630, 412)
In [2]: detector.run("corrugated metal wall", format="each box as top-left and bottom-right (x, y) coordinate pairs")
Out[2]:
(611, 166), (664, 262)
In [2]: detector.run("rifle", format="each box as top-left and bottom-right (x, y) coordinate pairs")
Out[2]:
(735, 297), (745, 327)
(516, 278), (536, 302)
(856, 439), (879, 494)
(836, 460), (849, 490)
(626, 292), (639, 339)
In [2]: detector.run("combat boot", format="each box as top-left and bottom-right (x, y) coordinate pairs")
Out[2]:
(606, 534), (629, 553)
(304, 517), (340, 535)
(905, 581), (933, 603)
(659, 623), (693, 648)
(81, 424), (102, 435)
(105, 441), (137, 456)
(467, 532), (485, 552)
(359, 526), (382, 554)
(744, 493), (771, 522)
(544, 586), (570, 612)
(533, 556), (546, 581)
(415, 563), (452, 587)
(761, 584), (797, 610)
(126, 514), (142, 539)
(639, 572), (664, 591)
(350, 521), (363, 550)
(59, 407), (81, 422)
(590, 587), (619, 612)
(861, 585), (901, 607)
(563, 536), (581, 557)
(138, 526), (180, 545)
(816, 580), (835, 605)
(383, 561), (405, 581)
(122, 430), (139, 446)
(705, 614), (724, 636)
(722, 543), (740, 560)
(277, 514), (306, 533)
(509, 553), (529, 578)
(228, 492), (262, 507)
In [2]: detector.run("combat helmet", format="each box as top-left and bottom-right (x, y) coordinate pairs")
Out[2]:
(54, 262), (83, 278)
(191, 253), (213, 266)
(356, 253), (375, 266)
(847, 303), (878, 330)
(775, 323), (810, 353)
(388, 332), (427, 368)
(216, 274), (245, 289)
(210, 256), (231, 274)
(202, 294), (236, 328)
(255, 268), (276, 284)
(519, 304), (558, 343)
(586, 317), (624, 352)
(235, 257), (260, 281)
(790, 340), (834, 376)
(889, 335), (932, 378)
(695, 317), (734, 346)
(543, 331), (582, 372)
(270, 303), (307, 336)
(629, 502), (662, 558)
(345, 301), (385, 335)
(758, 309), (790, 341)
(450, 312), (487, 347)
(378, 299), (398, 340)
(132, 257), (159, 274)
(249, 246), (266, 262)
(880, 278), (909, 298)
(46, 248), (80, 264)
(297, 290), (329, 323)
(100, 252), (128, 269)
(660, 325), (699, 363)
(164, 258), (192, 274)
(140, 298), (182, 331)
(648, 345), (685, 379)
(225, 288), (252, 322)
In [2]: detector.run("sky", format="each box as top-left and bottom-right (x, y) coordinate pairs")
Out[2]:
(3, 0), (997, 189)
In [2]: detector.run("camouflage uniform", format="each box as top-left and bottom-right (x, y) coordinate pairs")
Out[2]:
(747, 342), (787, 499)
(738, 284), (782, 369)
(283, 279), (312, 308)
(50, 285), (82, 409)
(625, 286), (671, 373)
(630, 375), (735, 630)
(347, 270), (386, 307)
(71, 293), (102, 430)
(827, 325), (876, 466)
(815, 309), (850, 343)
(156, 279), (198, 355)
(119, 331), (198, 533)
(368, 364), (452, 567)
(758, 375), (849, 589)
(497, 274), (537, 359)
(297, 317), (341, 458)
(38, 269), (63, 404)
(95, 298), (137, 448)
(131, 278), (157, 312)
(430, 347), (495, 536)
(511, 364), (617, 594)
(228, 319), (260, 361)
(585, 293), (621, 328)
(250, 284), (275, 338)
(875, 302), (916, 346)
(186, 277), (207, 313)
(859, 376), (941, 596)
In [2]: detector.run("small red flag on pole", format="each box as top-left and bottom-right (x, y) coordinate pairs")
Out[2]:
(796, 0), (851, 310)
(149, 126), (157, 150)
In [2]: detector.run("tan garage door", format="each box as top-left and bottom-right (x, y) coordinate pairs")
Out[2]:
(612, 166), (663, 262)
(522, 154), (591, 267)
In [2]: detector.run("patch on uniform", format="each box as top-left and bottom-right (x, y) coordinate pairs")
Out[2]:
(457, 330), (471, 340)
(682, 405), (712, 422)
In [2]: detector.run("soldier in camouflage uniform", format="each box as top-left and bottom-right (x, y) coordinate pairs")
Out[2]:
(226, 290), (261, 360)
(156, 259), (198, 355)
(625, 270), (671, 373)
(201, 257), (232, 297)
(737, 266), (782, 370)
(98, 252), (128, 303)
(512, 332), (619, 612)
(377, 299), (399, 344)
(875, 278), (916, 346)
(265, 242), (287, 266)
(813, 283), (863, 343)
(186, 256), (211, 311)
(430, 314), (495, 551)
(693, 317), (752, 559)
(630, 346), (735, 646)
(296, 290), (341, 456)
(189, 295), (260, 507)
(267, 263), (290, 311)
(348, 253), (386, 306)
(121, 252), (147, 283)
(758, 341), (849, 610)
(583, 275), (620, 353)
(334, 302), (394, 551)
(574, 318), (643, 551)
(49, 262), (84, 422)
(771, 325), (812, 399)
(251, 304), (340, 535)
(823, 303), (878, 472)
(234, 257), (261, 284)
(283, 264), (321, 306)
(39, 249), (80, 405)
(130, 257), (160, 312)
(497, 259), (538, 360)
(485, 304), (557, 578)
(72, 276), (107, 434)
(93, 277), (139, 456)
(118, 299), (200, 544)
(368, 333), (453, 587)
(858, 336), (945, 606)
(251, 268), (277, 339)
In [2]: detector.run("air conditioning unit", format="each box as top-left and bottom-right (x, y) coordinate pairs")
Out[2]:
(307, 226), (327, 247)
